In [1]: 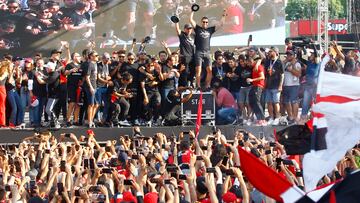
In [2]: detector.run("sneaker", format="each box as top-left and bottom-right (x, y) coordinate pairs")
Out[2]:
(272, 118), (280, 126)
(17, 123), (26, 129)
(88, 122), (96, 128)
(133, 119), (141, 126)
(119, 120), (131, 126)
(54, 122), (61, 129)
(267, 118), (274, 125)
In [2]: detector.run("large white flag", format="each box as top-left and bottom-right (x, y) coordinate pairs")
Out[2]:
(303, 55), (360, 191)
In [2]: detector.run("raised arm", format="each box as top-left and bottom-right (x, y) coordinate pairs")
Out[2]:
(215, 9), (227, 32)
(175, 20), (181, 36)
(189, 11), (196, 29)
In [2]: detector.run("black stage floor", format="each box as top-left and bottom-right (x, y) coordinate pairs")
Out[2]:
(0, 125), (286, 144)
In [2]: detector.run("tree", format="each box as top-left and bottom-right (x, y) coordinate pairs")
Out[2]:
(286, 0), (346, 20)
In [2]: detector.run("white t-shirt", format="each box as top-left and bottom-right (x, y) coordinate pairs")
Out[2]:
(283, 61), (301, 86)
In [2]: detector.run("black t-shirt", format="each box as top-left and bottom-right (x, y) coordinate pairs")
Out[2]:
(225, 66), (242, 92)
(60, 7), (75, 17)
(47, 71), (60, 98)
(161, 64), (175, 89)
(343, 56), (356, 75)
(32, 69), (47, 97)
(264, 59), (283, 89)
(111, 78), (127, 94)
(212, 62), (228, 86)
(84, 61), (98, 89)
(69, 11), (88, 37)
(66, 62), (82, 87)
(139, 70), (160, 93)
(120, 62), (140, 90)
(239, 65), (253, 87)
(178, 31), (195, 57)
(194, 25), (216, 52)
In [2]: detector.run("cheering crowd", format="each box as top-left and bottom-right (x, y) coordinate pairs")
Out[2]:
(0, 127), (358, 203)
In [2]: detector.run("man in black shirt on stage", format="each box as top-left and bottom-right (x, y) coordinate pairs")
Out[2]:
(83, 51), (99, 128)
(120, 52), (141, 125)
(174, 20), (195, 86)
(189, 7), (226, 89)
(65, 52), (83, 127)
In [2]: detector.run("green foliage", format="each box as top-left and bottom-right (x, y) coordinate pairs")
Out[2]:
(286, 0), (347, 20)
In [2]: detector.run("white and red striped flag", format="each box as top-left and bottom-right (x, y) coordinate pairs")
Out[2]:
(195, 91), (203, 138)
(238, 147), (305, 203)
(303, 55), (360, 191)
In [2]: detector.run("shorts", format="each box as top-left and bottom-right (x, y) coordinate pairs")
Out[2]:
(264, 89), (281, 103)
(95, 87), (108, 104)
(195, 51), (212, 67)
(239, 86), (251, 104)
(85, 87), (97, 105)
(128, 0), (154, 13)
(67, 86), (77, 103)
(283, 86), (300, 104)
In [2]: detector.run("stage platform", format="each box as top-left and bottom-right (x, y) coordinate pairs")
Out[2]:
(0, 125), (286, 144)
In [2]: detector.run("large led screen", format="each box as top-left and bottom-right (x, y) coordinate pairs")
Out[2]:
(0, 0), (286, 56)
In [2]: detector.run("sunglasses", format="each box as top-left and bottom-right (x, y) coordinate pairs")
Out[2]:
(202, 21), (208, 24)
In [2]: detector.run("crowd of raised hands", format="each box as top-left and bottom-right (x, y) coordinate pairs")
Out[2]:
(0, 127), (359, 203)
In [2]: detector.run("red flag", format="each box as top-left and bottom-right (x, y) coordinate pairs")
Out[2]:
(238, 147), (304, 202)
(195, 91), (203, 138)
(273, 128), (278, 142)
(329, 190), (336, 203)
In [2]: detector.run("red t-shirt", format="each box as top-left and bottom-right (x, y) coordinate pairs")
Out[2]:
(224, 5), (244, 34)
(252, 64), (265, 88)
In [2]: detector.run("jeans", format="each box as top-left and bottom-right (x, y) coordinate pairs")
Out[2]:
(95, 87), (109, 121)
(7, 89), (24, 125)
(249, 86), (265, 120)
(46, 98), (58, 123)
(111, 97), (130, 123)
(301, 83), (317, 116)
(20, 87), (34, 124)
(33, 96), (47, 126)
(217, 107), (237, 124)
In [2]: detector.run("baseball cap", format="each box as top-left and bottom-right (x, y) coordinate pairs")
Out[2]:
(286, 50), (295, 55)
(184, 24), (192, 29)
(122, 191), (137, 203)
(45, 61), (56, 71)
(248, 46), (257, 52)
(222, 191), (239, 203)
(50, 49), (62, 55)
(144, 192), (158, 203)
(24, 57), (33, 63)
(269, 46), (279, 54)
